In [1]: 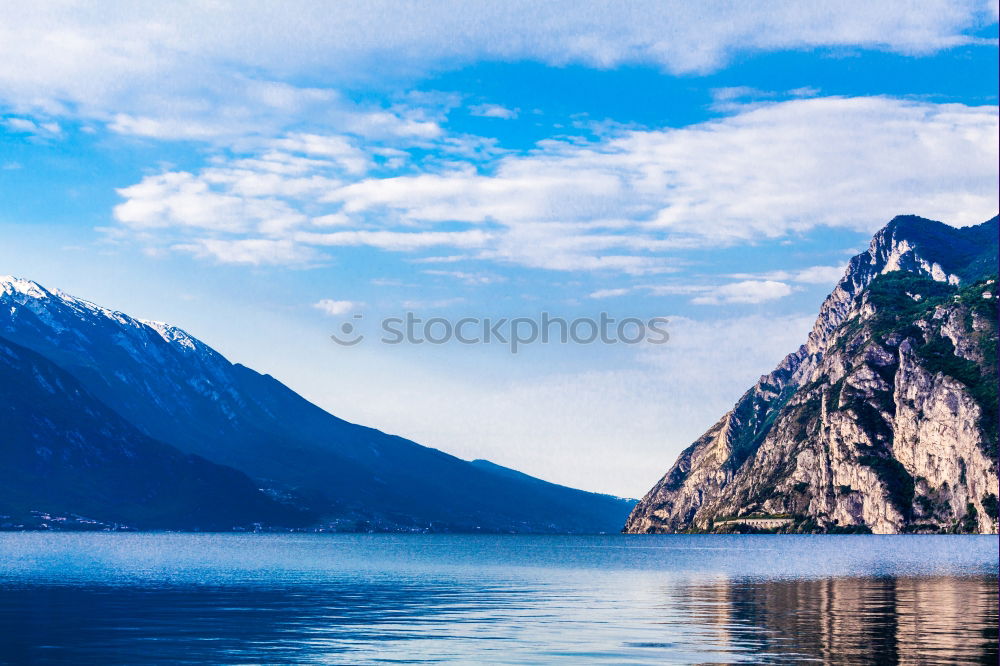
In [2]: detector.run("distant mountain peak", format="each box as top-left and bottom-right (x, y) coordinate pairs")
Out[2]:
(884, 213), (940, 228)
(862, 214), (999, 286)
(0, 275), (49, 299)
(0, 275), (208, 358)
(0, 274), (139, 329)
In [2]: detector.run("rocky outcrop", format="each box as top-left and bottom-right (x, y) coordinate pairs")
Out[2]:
(625, 215), (999, 534)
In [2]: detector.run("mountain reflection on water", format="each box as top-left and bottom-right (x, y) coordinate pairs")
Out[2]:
(0, 534), (995, 664)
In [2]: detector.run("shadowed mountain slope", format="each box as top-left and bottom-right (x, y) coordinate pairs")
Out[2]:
(0, 277), (634, 532)
(0, 334), (311, 529)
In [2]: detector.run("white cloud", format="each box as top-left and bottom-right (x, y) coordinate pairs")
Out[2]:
(400, 297), (466, 309)
(711, 86), (764, 103)
(788, 265), (848, 285)
(270, 133), (371, 174)
(342, 109), (442, 141)
(727, 264), (848, 286)
(469, 103), (519, 119)
(0, 2), (994, 115)
(4, 116), (61, 137)
(313, 299), (363, 316)
(709, 85), (822, 111)
(326, 96), (998, 247)
(0, 2), (992, 153)
(174, 238), (320, 265)
(294, 230), (494, 251)
(114, 171), (309, 234)
(108, 114), (231, 141)
(691, 280), (793, 305)
(423, 269), (504, 285)
(108, 97), (998, 274)
(589, 288), (631, 299)
(411, 255), (469, 264)
(642, 283), (714, 297)
(370, 278), (415, 287)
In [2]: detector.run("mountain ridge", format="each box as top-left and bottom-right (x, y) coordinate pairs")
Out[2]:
(0, 275), (635, 533)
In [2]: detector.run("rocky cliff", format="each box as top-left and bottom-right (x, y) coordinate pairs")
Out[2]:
(625, 215), (999, 534)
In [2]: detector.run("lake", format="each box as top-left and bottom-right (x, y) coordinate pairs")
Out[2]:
(0, 533), (996, 664)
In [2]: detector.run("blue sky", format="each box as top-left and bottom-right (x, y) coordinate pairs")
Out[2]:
(1, 1), (998, 496)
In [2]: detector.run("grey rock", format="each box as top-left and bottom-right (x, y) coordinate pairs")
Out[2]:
(625, 215), (999, 534)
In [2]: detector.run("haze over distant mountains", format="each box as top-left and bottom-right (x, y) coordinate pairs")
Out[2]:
(626, 215), (999, 534)
(0, 276), (634, 532)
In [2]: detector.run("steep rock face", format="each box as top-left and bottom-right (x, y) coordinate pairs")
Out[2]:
(625, 215), (998, 534)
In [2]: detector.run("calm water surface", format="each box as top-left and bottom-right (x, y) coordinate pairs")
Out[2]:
(0, 534), (995, 664)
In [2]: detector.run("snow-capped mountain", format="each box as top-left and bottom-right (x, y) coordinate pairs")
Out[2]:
(0, 277), (635, 532)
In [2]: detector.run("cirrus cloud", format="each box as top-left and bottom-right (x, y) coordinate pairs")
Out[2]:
(469, 104), (519, 119)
